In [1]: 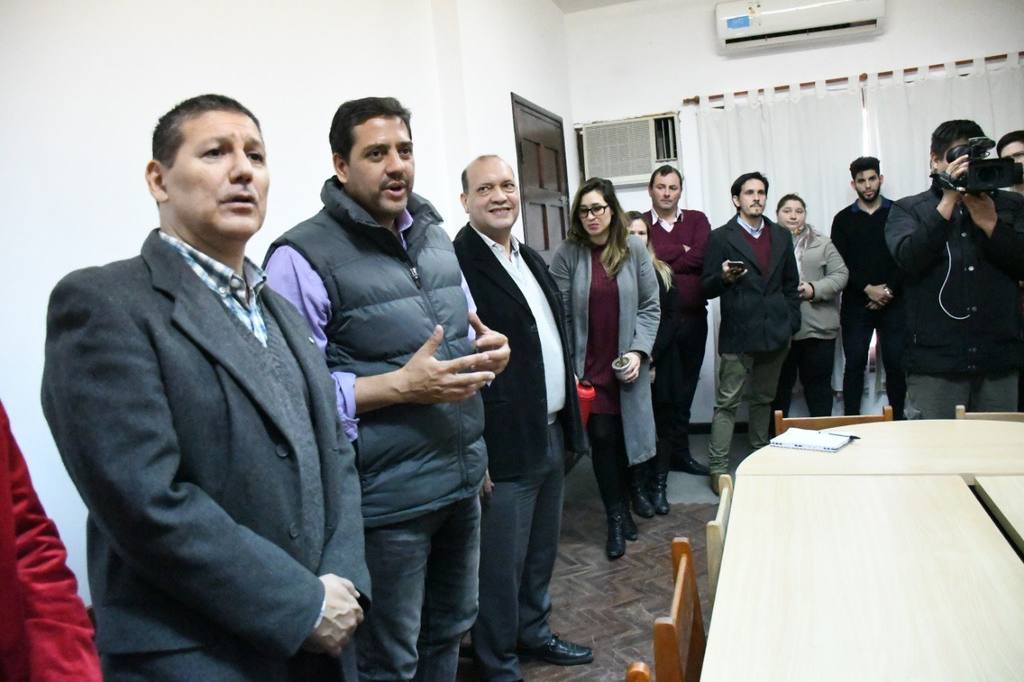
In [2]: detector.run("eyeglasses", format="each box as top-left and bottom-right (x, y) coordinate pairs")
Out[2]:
(578, 204), (608, 218)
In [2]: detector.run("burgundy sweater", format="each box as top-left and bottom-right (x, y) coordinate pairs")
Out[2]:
(740, 222), (772, 274)
(646, 209), (711, 314)
(584, 246), (621, 415)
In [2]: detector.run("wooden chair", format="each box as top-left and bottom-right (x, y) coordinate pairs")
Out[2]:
(625, 538), (706, 682)
(774, 404), (893, 436)
(705, 474), (734, 609)
(954, 404), (1024, 422)
(626, 661), (652, 681)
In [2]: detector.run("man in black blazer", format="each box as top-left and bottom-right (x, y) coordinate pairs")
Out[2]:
(453, 156), (592, 679)
(701, 172), (800, 493)
(41, 95), (369, 681)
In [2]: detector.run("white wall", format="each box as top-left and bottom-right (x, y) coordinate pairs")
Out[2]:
(444, 0), (580, 236)
(0, 0), (574, 602)
(568, 0), (1024, 125)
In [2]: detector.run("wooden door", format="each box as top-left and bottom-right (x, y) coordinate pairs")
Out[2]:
(511, 93), (570, 263)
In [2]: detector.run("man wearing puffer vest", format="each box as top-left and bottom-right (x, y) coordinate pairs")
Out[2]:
(266, 97), (510, 682)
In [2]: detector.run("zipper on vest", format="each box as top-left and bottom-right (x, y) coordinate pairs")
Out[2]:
(409, 266), (422, 289)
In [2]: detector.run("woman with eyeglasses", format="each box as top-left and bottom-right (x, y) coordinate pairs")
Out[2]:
(771, 193), (849, 419)
(625, 211), (676, 516)
(550, 178), (659, 560)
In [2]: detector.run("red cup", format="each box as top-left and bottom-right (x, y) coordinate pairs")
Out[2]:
(577, 380), (596, 428)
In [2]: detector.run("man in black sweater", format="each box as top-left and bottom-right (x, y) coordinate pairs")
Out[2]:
(831, 156), (906, 418)
(885, 120), (1024, 418)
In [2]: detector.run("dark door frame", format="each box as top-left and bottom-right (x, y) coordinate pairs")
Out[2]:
(510, 92), (571, 256)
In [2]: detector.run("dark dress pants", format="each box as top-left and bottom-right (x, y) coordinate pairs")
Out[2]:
(840, 299), (906, 418)
(660, 313), (708, 459)
(773, 337), (837, 418)
(472, 423), (565, 681)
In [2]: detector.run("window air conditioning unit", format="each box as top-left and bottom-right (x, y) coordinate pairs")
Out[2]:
(581, 115), (677, 187)
(716, 0), (885, 50)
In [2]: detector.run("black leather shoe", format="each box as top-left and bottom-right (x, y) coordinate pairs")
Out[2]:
(670, 451), (710, 475)
(519, 635), (594, 666)
(621, 508), (638, 541)
(605, 511), (626, 559)
(650, 472), (670, 515)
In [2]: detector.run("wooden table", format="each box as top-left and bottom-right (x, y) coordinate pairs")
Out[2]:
(738, 420), (1024, 482)
(976, 476), (1024, 555)
(701, 475), (1024, 681)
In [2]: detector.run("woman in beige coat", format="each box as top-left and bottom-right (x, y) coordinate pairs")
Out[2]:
(772, 194), (849, 417)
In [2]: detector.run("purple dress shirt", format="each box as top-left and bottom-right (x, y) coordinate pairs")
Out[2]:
(265, 209), (477, 441)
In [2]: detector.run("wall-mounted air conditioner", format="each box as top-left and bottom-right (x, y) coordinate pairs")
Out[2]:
(580, 115), (677, 187)
(716, 0), (885, 51)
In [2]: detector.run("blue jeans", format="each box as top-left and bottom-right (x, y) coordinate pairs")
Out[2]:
(356, 495), (481, 682)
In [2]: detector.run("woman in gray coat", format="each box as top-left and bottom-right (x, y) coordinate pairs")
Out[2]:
(550, 177), (660, 560)
(772, 193), (849, 417)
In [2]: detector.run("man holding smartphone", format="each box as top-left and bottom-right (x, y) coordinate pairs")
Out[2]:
(701, 172), (801, 493)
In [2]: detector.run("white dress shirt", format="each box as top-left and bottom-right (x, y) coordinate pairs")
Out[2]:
(471, 227), (566, 422)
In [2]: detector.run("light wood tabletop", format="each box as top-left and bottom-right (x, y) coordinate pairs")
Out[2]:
(976, 476), (1024, 555)
(701, 475), (1024, 682)
(738, 419), (1024, 482)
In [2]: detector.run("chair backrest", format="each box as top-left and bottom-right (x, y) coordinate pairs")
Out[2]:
(774, 405), (894, 436)
(652, 537), (706, 682)
(705, 474), (734, 608)
(955, 405), (1024, 422)
(626, 661), (651, 682)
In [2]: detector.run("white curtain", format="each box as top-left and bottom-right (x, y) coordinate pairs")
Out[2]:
(693, 83), (864, 411)
(864, 57), (1024, 199)
(688, 57), (1024, 416)
(695, 81), (864, 235)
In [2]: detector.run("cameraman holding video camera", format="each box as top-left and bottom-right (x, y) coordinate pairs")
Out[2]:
(886, 119), (1024, 418)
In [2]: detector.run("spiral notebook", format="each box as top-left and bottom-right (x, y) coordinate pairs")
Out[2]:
(769, 428), (856, 452)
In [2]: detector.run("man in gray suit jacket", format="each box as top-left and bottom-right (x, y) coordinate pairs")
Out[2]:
(41, 94), (369, 681)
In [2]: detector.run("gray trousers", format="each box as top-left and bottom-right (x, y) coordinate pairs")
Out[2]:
(708, 346), (790, 472)
(905, 370), (1020, 419)
(472, 422), (565, 681)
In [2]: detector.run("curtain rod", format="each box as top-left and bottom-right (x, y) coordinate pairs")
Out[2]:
(681, 50), (1023, 106)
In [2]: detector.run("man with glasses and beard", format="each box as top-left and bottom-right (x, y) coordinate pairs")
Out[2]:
(831, 156), (906, 419)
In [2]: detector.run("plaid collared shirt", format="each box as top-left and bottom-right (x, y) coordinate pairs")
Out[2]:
(159, 231), (269, 347)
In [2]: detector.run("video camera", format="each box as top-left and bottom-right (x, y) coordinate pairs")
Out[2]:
(934, 136), (1024, 194)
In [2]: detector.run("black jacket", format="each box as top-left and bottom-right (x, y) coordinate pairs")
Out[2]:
(885, 187), (1024, 374)
(701, 216), (801, 354)
(454, 225), (586, 481)
(651, 276), (683, 405)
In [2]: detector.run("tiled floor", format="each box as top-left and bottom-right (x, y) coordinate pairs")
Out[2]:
(459, 434), (757, 681)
